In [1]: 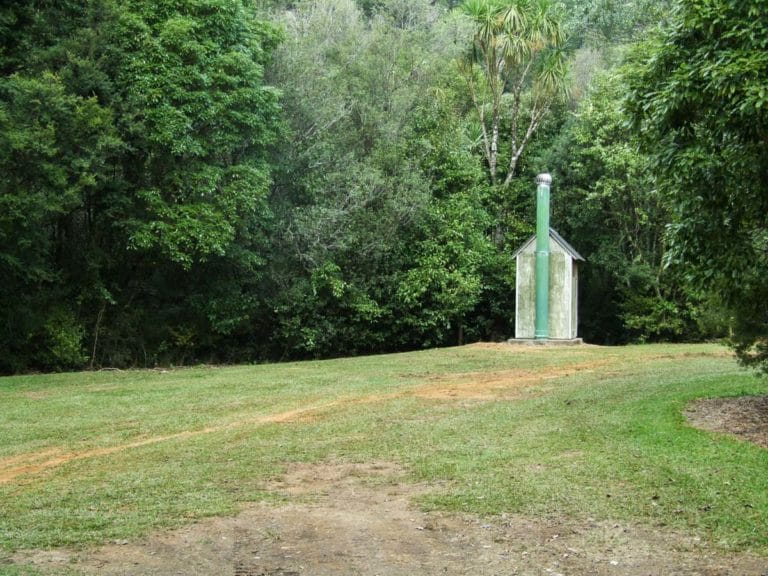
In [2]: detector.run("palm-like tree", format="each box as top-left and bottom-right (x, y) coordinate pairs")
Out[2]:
(462, 0), (569, 187)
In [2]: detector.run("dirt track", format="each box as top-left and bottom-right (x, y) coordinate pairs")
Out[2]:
(13, 461), (767, 575)
(0, 359), (607, 486)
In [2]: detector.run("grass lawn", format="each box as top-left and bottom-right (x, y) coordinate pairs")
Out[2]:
(1, 342), (767, 566)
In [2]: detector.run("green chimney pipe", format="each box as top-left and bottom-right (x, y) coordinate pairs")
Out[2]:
(534, 173), (551, 340)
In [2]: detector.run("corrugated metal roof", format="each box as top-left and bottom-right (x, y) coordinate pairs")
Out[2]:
(512, 228), (585, 261)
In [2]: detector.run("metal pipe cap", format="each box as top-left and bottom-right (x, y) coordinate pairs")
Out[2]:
(536, 173), (552, 186)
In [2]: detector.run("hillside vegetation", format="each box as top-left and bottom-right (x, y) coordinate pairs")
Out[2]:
(3, 0), (766, 373)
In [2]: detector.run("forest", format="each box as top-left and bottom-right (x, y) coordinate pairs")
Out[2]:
(0, 0), (766, 373)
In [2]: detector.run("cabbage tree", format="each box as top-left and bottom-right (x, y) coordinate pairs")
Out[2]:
(461, 0), (569, 186)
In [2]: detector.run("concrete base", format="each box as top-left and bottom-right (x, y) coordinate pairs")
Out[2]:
(505, 338), (584, 346)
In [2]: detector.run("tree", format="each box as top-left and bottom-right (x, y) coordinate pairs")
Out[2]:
(545, 68), (715, 343)
(264, 0), (496, 357)
(0, 0), (283, 371)
(628, 0), (768, 370)
(88, 0), (281, 367)
(460, 0), (569, 188)
(0, 2), (122, 371)
(560, 0), (673, 47)
(0, 73), (118, 371)
(396, 189), (493, 347)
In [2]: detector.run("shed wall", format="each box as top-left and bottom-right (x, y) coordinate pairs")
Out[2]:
(514, 236), (580, 340)
(515, 253), (536, 339)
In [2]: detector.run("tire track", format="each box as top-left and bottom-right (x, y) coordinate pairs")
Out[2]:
(0, 360), (610, 485)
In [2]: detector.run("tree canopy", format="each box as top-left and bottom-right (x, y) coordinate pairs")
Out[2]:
(628, 0), (768, 370)
(0, 0), (281, 371)
(0, 0), (759, 373)
(461, 0), (569, 188)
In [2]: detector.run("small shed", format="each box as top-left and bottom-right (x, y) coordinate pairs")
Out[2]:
(513, 228), (584, 340)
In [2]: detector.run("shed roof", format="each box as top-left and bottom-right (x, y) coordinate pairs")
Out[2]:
(512, 228), (585, 261)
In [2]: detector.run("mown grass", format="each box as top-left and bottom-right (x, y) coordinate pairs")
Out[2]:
(0, 343), (766, 568)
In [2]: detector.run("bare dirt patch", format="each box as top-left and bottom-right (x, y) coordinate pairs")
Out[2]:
(0, 412), (316, 485)
(686, 395), (768, 449)
(12, 461), (767, 576)
(464, 342), (600, 352)
(413, 361), (608, 401)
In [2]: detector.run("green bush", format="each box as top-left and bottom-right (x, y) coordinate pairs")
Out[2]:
(39, 309), (87, 371)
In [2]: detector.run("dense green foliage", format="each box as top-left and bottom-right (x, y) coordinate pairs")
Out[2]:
(0, 0), (760, 371)
(0, 0), (281, 371)
(264, 0), (495, 355)
(546, 66), (716, 344)
(628, 0), (768, 370)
